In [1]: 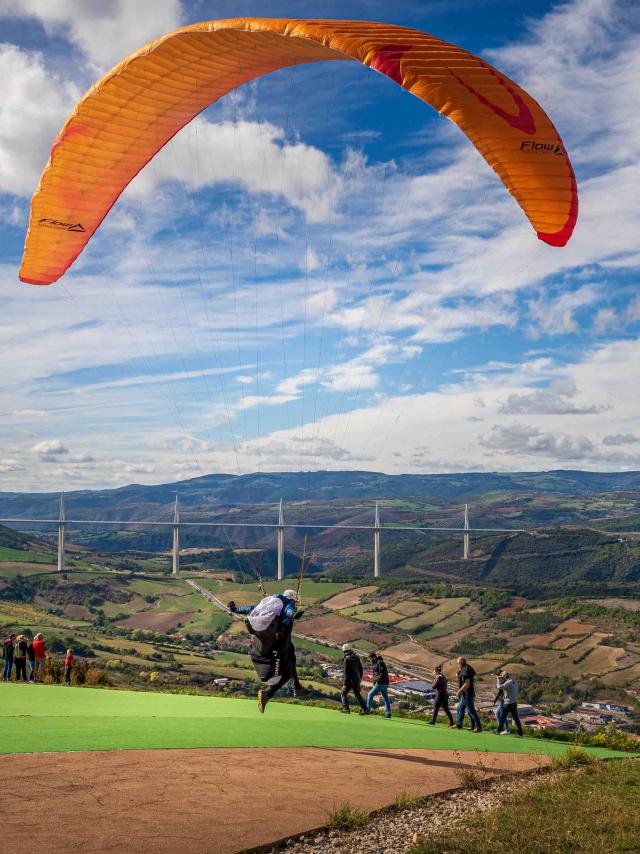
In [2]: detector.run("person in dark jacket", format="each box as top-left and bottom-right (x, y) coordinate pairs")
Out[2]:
(430, 664), (455, 726)
(366, 652), (392, 718)
(454, 656), (482, 732)
(230, 590), (305, 713)
(340, 644), (368, 714)
(14, 635), (28, 682)
(2, 633), (16, 681)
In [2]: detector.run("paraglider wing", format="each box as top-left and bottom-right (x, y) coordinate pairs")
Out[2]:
(19, 18), (577, 286)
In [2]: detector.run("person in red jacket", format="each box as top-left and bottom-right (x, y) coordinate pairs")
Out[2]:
(64, 649), (74, 686)
(32, 633), (46, 682)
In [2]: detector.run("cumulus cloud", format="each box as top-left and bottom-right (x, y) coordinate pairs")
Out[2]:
(499, 381), (607, 416)
(31, 438), (68, 460)
(0, 0), (183, 71)
(127, 118), (346, 224)
(0, 45), (79, 196)
(480, 424), (595, 460)
(603, 433), (640, 445)
(527, 285), (601, 338)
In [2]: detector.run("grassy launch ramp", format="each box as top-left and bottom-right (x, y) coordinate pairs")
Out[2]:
(0, 684), (627, 757)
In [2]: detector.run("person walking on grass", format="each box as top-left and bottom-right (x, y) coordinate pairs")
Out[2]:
(340, 644), (369, 715)
(64, 649), (74, 686)
(366, 652), (392, 718)
(430, 665), (455, 727)
(493, 669), (510, 734)
(27, 636), (35, 682)
(32, 633), (46, 683)
(454, 656), (482, 732)
(495, 671), (523, 737)
(2, 633), (16, 681)
(14, 635), (28, 682)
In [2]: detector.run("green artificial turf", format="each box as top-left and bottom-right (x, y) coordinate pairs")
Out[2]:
(0, 683), (630, 758)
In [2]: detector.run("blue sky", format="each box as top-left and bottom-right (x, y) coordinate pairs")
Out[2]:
(1, 0), (639, 490)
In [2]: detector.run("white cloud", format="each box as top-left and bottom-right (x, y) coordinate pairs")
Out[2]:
(0, 458), (22, 473)
(0, 44), (79, 196)
(127, 118), (346, 224)
(32, 438), (68, 460)
(0, 0), (183, 71)
(527, 285), (600, 338)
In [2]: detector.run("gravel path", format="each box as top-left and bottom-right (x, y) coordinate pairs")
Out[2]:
(282, 769), (558, 854)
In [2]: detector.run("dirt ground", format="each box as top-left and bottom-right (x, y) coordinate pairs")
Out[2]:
(1, 747), (548, 853)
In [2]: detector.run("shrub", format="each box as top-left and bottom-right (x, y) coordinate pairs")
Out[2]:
(326, 802), (369, 831)
(552, 747), (597, 770)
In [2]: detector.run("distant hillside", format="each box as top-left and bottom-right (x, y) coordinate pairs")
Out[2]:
(0, 525), (53, 555)
(1, 469), (640, 521)
(331, 528), (640, 595)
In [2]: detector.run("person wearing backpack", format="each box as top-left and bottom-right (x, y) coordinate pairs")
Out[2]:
(429, 664), (455, 726)
(14, 635), (28, 682)
(230, 589), (303, 713)
(340, 644), (369, 714)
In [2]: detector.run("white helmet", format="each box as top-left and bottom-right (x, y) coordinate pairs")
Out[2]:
(283, 589), (299, 602)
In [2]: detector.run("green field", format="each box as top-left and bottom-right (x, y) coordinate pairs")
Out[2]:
(0, 546), (53, 564)
(0, 683), (628, 758)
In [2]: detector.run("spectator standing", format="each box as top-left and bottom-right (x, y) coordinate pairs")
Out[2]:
(2, 633), (16, 681)
(366, 652), (392, 718)
(27, 636), (35, 682)
(430, 664), (455, 727)
(340, 644), (369, 715)
(32, 633), (46, 683)
(495, 671), (523, 737)
(64, 649), (74, 686)
(454, 656), (482, 732)
(14, 635), (28, 682)
(493, 670), (510, 734)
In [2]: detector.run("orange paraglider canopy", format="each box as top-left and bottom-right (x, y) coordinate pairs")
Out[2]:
(19, 18), (578, 286)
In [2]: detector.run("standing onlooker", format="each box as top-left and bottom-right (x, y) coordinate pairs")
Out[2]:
(2, 633), (16, 681)
(340, 644), (369, 714)
(495, 671), (523, 737)
(454, 656), (482, 732)
(27, 636), (35, 683)
(430, 664), (455, 727)
(32, 633), (46, 682)
(493, 669), (510, 734)
(14, 635), (28, 682)
(366, 652), (392, 718)
(64, 649), (74, 686)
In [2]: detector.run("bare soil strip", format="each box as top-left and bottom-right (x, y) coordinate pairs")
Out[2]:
(1, 747), (548, 853)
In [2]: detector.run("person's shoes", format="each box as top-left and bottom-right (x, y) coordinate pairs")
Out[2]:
(359, 709), (370, 715)
(340, 709), (350, 714)
(257, 689), (268, 714)
(471, 727), (482, 733)
(384, 715), (391, 719)
(428, 721), (435, 725)
(293, 686), (312, 699)
(500, 730), (510, 735)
